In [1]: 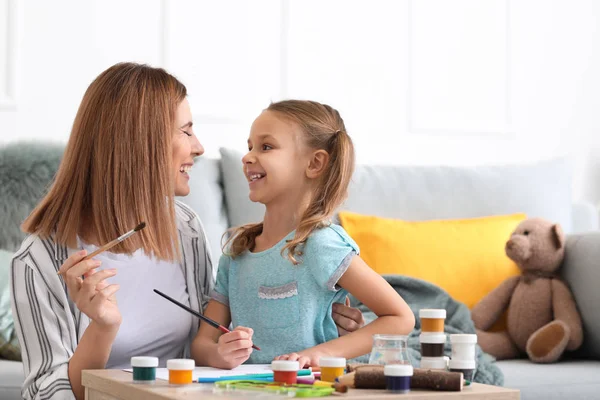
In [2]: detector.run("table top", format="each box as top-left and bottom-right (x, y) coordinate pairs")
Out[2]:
(82, 369), (520, 400)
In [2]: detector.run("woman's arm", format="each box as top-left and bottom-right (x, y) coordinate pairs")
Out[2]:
(277, 255), (415, 367)
(191, 300), (254, 369)
(11, 249), (122, 400)
(67, 323), (119, 399)
(332, 296), (365, 335)
(11, 258), (76, 400)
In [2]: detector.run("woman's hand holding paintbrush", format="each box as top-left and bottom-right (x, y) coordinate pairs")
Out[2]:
(56, 222), (146, 328)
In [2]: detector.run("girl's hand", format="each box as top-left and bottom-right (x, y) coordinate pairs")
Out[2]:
(59, 250), (122, 330)
(217, 326), (254, 368)
(274, 349), (329, 369)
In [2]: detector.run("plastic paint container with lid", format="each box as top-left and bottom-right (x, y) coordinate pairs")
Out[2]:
(450, 334), (477, 361)
(419, 333), (446, 357)
(419, 309), (446, 332)
(449, 359), (476, 381)
(384, 364), (413, 394)
(271, 360), (300, 384)
(166, 359), (195, 385)
(319, 357), (346, 382)
(130, 356), (158, 383)
(420, 356), (448, 370)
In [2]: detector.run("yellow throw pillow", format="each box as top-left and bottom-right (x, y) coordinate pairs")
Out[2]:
(338, 211), (526, 309)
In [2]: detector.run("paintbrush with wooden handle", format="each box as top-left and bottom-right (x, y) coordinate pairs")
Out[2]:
(57, 222), (146, 275)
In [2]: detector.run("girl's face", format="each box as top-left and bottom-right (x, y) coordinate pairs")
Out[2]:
(242, 110), (313, 205)
(172, 98), (204, 196)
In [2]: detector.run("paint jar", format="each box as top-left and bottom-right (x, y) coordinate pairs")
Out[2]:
(166, 359), (195, 385)
(419, 356), (448, 370)
(449, 359), (476, 381)
(420, 333), (446, 357)
(319, 357), (346, 382)
(384, 364), (413, 394)
(130, 356), (158, 383)
(368, 334), (411, 365)
(450, 334), (477, 361)
(271, 360), (299, 384)
(419, 309), (446, 332)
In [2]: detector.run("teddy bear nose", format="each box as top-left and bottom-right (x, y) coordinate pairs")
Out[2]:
(506, 240), (514, 249)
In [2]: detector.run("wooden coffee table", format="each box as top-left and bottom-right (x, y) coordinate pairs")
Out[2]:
(82, 369), (519, 399)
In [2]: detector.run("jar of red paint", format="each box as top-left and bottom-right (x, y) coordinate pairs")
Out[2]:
(271, 360), (300, 384)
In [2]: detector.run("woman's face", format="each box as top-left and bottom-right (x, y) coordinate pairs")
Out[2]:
(173, 98), (203, 196)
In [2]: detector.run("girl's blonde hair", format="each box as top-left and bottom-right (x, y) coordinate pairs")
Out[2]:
(225, 100), (355, 264)
(22, 62), (186, 261)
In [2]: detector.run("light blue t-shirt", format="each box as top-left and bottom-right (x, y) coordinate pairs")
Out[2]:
(211, 224), (359, 364)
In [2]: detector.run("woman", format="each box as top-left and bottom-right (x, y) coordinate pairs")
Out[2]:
(9, 62), (364, 400)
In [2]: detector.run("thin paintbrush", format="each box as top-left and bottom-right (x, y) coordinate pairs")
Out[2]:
(153, 288), (261, 351)
(57, 222), (146, 275)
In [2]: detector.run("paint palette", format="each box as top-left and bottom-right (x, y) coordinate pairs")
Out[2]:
(215, 380), (335, 397)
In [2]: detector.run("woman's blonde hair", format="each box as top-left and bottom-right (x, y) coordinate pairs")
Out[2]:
(22, 62), (186, 261)
(225, 100), (355, 264)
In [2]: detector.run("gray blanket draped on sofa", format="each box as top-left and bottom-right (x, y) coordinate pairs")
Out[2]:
(349, 274), (504, 386)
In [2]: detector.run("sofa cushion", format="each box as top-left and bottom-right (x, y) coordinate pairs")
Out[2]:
(0, 249), (13, 341)
(177, 158), (229, 267)
(219, 148), (265, 227)
(0, 360), (24, 400)
(497, 359), (600, 400)
(342, 158), (574, 233)
(219, 148), (574, 233)
(0, 249), (21, 361)
(562, 233), (600, 359)
(338, 211), (525, 309)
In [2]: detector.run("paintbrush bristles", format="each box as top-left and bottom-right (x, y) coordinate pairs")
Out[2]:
(134, 222), (146, 231)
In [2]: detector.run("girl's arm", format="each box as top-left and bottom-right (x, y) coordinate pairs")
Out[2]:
(191, 300), (255, 369)
(276, 255), (415, 367)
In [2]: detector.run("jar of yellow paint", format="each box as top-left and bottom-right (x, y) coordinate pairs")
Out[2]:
(166, 359), (195, 384)
(319, 357), (346, 382)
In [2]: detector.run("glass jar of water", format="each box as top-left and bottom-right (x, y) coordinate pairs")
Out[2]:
(368, 334), (411, 365)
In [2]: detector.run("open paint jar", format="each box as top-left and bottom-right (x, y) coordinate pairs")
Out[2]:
(319, 357), (346, 382)
(131, 356), (158, 383)
(449, 359), (476, 381)
(271, 360), (299, 384)
(368, 334), (411, 365)
(450, 334), (477, 361)
(420, 356), (448, 370)
(166, 359), (195, 385)
(384, 364), (413, 394)
(419, 309), (446, 332)
(420, 333), (446, 357)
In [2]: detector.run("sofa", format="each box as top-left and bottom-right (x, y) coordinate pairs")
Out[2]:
(1, 142), (600, 400)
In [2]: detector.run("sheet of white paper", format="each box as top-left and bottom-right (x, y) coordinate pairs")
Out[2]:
(124, 364), (275, 381)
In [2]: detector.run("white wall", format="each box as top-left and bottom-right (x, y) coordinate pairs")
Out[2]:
(1, 0), (600, 205)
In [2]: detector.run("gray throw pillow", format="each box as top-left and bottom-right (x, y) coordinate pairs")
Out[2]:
(0, 142), (64, 252)
(219, 148), (265, 227)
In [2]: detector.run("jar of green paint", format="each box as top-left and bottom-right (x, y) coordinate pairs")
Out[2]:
(131, 356), (159, 383)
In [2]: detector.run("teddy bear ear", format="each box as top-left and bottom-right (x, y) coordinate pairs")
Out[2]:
(552, 223), (565, 249)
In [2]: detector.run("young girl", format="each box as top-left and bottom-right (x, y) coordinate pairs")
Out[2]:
(192, 100), (414, 369)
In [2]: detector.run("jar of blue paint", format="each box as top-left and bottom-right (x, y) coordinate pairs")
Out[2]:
(384, 364), (413, 394)
(131, 356), (159, 383)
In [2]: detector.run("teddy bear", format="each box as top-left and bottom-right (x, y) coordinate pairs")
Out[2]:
(471, 217), (583, 363)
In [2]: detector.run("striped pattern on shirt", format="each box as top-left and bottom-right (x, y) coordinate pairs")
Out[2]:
(9, 201), (215, 400)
